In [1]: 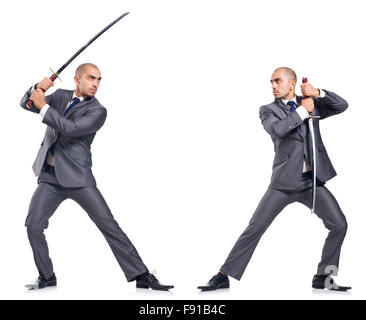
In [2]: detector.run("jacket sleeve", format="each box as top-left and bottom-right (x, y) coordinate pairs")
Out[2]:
(316, 90), (348, 119)
(42, 106), (107, 137)
(259, 105), (303, 139)
(20, 86), (56, 114)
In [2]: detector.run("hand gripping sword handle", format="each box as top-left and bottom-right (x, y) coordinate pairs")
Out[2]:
(302, 77), (312, 117)
(25, 11), (130, 109)
(25, 72), (59, 109)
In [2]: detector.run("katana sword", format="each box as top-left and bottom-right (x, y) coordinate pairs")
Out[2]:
(26, 11), (130, 109)
(302, 77), (320, 214)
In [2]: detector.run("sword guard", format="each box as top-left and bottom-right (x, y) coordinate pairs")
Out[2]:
(49, 67), (62, 82)
(309, 114), (321, 119)
(25, 68), (62, 109)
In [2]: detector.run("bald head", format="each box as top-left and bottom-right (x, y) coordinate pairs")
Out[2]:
(74, 63), (102, 98)
(75, 63), (100, 77)
(271, 67), (297, 100)
(273, 67), (297, 82)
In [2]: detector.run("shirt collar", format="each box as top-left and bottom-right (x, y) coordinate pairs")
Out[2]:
(72, 92), (85, 102)
(282, 95), (297, 107)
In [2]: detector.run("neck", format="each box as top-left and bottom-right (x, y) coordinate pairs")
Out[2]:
(75, 88), (84, 98)
(283, 93), (295, 101)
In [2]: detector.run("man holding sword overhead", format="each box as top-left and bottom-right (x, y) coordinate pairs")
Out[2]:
(198, 67), (351, 292)
(20, 63), (174, 291)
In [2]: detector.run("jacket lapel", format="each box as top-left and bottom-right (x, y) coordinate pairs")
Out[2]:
(60, 91), (74, 115)
(275, 96), (307, 139)
(275, 95), (305, 115)
(65, 96), (95, 119)
(275, 99), (291, 117)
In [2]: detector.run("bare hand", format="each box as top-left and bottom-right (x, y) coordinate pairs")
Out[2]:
(301, 98), (314, 113)
(300, 82), (320, 98)
(30, 89), (46, 109)
(35, 77), (54, 92)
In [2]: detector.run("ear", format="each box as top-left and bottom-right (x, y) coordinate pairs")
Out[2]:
(74, 76), (80, 86)
(290, 79), (296, 91)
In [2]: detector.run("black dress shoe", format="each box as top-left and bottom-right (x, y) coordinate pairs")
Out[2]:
(136, 272), (174, 291)
(312, 274), (351, 291)
(25, 273), (57, 290)
(198, 273), (230, 291)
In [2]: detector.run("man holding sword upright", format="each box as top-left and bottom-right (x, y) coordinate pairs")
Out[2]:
(198, 67), (351, 292)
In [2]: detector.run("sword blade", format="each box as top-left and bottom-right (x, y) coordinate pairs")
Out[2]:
(308, 117), (317, 213)
(57, 11), (130, 75)
(26, 11), (130, 108)
(302, 77), (317, 214)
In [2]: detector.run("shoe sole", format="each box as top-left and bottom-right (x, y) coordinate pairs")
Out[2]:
(312, 285), (351, 291)
(198, 283), (230, 291)
(136, 284), (173, 291)
(312, 285), (325, 290)
(39, 281), (57, 289)
(26, 281), (57, 290)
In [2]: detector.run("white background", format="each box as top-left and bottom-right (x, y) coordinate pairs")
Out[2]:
(0, 0), (365, 300)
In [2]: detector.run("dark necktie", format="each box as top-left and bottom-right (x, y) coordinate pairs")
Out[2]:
(287, 100), (296, 112)
(64, 97), (81, 116)
(50, 97), (81, 156)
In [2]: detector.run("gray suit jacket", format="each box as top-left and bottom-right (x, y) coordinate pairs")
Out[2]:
(20, 87), (107, 187)
(259, 90), (348, 191)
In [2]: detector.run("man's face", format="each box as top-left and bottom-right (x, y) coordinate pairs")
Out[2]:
(270, 69), (296, 100)
(74, 66), (102, 97)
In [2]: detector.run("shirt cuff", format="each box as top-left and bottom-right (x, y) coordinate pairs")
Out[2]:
(296, 106), (310, 121)
(39, 104), (50, 118)
(318, 89), (325, 98)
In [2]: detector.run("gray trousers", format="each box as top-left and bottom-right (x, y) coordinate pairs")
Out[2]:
(220, 178), (348, 280)
(25, 178), (149, 281)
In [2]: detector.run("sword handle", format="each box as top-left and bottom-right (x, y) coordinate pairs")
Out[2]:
(25, 73), (59, 109)
(302, 77), (313, 118)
